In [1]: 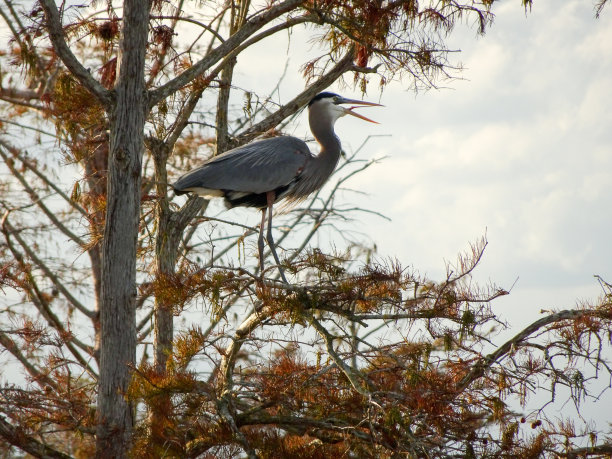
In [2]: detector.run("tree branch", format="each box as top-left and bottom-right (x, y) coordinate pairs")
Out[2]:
(1, 213), (97, 376)
(0, 331), (58, 391)
(234, 47), (355, 144)
(165, 85), (206, 150)
(305, 311), (372, 398)
(0, 140), (87, 217)
(218, 308), (268, 396)
(0, 416), (73, 459)
(217, 397), (257, 459)
(39, 0), (112, 107)
(456, 308), (611, 392)
(566, 442), (612, 458)
(0, 0), (47, 77)
(2, 215), (94, 320)
(595, 0), (610, 18)
(0, 145), (86, 246)
(148, 0), (306, 107)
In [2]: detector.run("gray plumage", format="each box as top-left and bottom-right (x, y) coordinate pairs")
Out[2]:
(173, 136), (314, 209)
(172, 92), (381, 282)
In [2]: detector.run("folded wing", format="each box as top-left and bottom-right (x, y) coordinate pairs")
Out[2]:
(173, 136), (312, 196)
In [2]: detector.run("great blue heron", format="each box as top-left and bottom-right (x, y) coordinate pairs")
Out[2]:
(172, 92), (381, 282)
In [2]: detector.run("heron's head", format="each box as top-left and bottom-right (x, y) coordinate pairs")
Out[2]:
(308, 92), (382, 125)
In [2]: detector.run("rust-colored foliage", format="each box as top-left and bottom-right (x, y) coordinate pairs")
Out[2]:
(151, 263), (246, 318)
(152, 25), (176, 48)
(246, 427), (349, 459)
(98, 57), (117, 89)
(50, 74), (105, 146)
(96, 19), (119, 41)
(2, 0), (612, 457)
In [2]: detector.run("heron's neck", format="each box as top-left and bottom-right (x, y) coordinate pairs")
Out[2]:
(310, 118), (342, 162)
(286, 114), (342, 198)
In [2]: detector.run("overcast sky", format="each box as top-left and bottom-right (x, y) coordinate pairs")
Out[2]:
(229, 0), (612, 335)
(359, 0), (612, 324)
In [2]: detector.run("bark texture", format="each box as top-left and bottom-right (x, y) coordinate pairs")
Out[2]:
(96, 0), (151, 456)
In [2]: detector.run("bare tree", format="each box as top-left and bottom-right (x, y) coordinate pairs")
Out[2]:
(0, 0), (611, 457)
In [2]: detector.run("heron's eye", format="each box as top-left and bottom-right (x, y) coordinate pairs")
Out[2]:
(333, 96), (340, 103)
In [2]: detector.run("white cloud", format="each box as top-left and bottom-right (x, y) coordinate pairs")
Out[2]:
(336, 1), (612, 318)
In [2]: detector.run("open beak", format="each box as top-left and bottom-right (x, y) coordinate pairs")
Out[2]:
(340, 97), (383, 124)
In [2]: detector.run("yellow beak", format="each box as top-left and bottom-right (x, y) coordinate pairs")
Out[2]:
(339, 98), (383, 124)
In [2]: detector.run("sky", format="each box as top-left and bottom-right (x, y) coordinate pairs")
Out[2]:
(228, 0), (612, 334)
(358, 0), (612, 327)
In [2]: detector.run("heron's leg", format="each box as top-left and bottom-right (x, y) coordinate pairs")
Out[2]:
(265, 192), (288, 284)
(258, 208), (266, 274)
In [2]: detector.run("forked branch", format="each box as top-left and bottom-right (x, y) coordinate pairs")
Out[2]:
(457, 307), (612, 392)
(39, 0), (112, 107)
(0, 416), (72, 459)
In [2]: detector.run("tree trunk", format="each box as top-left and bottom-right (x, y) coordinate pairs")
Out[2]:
(96, 0), (150, 457)
(215, 61), (237, 154)
(151, 140), (176, 374)
(148, 139), (208, 447)
(85, 126), (109, 364)
(149, 190), (178, 447)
